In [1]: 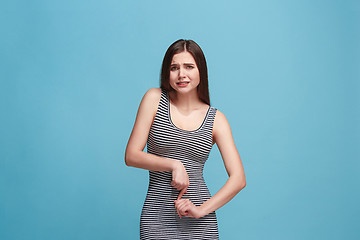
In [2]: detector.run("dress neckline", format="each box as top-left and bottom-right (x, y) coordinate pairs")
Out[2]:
(165, 90), (211, 133)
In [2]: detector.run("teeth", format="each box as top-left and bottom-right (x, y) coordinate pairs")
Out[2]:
(178, 82), (188, 85)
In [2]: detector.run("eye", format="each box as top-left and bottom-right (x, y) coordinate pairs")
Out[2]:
(170, 66), (178, 71)
(186, 65), (194, 69)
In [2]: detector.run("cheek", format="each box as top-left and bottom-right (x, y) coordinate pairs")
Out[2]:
(169, 72), (177, 83)
(191, 72), (200, 83)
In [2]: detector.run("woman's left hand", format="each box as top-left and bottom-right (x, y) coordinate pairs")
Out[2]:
(174, 198), (205, 219)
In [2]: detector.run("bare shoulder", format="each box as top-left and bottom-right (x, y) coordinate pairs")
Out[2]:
(214, 110), (230, 128)
(137, 88), (162, 121)
(143, 87), (161, 102)
(140, 88), (161, 109)
(213, 109), (233, 141)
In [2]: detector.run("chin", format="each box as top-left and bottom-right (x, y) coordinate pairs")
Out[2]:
(174, 87), (197, 94)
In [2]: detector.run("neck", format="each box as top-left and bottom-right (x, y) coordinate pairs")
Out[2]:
(169, 89), (203, 110)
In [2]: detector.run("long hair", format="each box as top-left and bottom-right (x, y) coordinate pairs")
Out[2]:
(160, 39), (210, 105)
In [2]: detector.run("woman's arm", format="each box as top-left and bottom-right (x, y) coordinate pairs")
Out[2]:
(199, 110), (246, 215)
(125, 88), (189, 192)
(174, 110), (246, 218)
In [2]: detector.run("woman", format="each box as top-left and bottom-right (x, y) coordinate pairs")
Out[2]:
(125, 39), (246, 239)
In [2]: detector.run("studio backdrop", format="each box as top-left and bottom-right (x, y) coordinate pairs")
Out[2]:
(1, 0), (359, 239)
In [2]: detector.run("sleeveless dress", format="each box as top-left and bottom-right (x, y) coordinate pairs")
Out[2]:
(140, 88), (219, 240)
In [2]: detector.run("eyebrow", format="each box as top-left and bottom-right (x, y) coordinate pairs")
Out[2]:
(170, 63), (195, 66)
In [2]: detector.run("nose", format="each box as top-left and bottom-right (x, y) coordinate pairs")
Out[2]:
(179, 67), (186, 78)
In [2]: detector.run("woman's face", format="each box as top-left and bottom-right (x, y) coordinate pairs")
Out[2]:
(169, 51), (200, 94)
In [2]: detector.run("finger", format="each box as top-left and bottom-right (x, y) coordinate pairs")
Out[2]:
(175, 200), (185, 210)
(175, 200), (188, 217)
(174, 199), (182, 208)
(176, 205), (184, 219)
(177, 200), (190, 213)
(179, 200), (193, 215)
(177, 188), (187, 200)
(179, 203), (190, 216)
(174, 199), (185, 210)
(174, 200), (181, 217)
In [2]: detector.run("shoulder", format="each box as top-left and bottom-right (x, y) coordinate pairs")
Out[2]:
(143, 87), (162, 101)
(136, 88), (162, 120)
(213, 109), (232, 139)
(213, 109), (228, 127)
(140, 88), (162, 107)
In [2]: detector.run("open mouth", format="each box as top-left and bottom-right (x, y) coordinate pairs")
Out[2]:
(177, 82), (189, 86)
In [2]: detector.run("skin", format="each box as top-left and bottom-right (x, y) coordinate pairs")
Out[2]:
(125, 51), (246, 220)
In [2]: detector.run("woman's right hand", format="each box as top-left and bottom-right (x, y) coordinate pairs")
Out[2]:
(171, 160), (189, 196)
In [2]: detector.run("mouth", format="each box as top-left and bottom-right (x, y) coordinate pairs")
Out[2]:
(176, 81), (190, 86)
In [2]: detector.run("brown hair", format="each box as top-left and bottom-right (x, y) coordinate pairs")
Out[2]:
(160, 39), (210, 105)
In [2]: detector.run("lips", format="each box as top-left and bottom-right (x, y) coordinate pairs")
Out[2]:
(176, 81), (189, 86)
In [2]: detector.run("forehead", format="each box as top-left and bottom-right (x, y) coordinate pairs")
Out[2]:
(171, 51), (196, 64)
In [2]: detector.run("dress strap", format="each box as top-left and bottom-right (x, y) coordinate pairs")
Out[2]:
(204, 106), (217, 129)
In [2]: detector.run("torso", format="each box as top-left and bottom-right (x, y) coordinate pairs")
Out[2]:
(141, 87), (219, 239)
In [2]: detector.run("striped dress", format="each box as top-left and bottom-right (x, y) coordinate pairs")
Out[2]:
(140, 88), (219, 239)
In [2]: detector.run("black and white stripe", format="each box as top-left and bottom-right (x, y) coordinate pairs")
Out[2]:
(140, 88), (219, 239)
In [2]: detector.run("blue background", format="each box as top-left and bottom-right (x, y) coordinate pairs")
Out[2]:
(1, 0), (359, 239)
